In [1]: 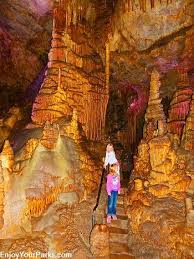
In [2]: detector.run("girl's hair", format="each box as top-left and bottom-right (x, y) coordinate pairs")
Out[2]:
(106, 143), (114, 152)
(109, 163), (117, 173)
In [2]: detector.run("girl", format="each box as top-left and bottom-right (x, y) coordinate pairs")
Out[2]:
(104, 144), (120, 175)
(106, 164), (121, 223)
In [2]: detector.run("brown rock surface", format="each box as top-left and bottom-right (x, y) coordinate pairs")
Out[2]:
(90, 224), (110, 257)
(126, 68), (194, 258)
(168, 69), (193, 138)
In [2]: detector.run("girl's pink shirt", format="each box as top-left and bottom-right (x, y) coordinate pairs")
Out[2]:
(106, 174), (121, 194)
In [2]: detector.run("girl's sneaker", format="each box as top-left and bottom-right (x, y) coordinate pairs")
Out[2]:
(106, 216), (111, 223)
(112, 215), (117, 220)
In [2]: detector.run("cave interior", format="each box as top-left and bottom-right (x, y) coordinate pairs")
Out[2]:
(0, 0), (194, 258)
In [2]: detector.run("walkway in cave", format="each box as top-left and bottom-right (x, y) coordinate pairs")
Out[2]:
(105, 186), (134, 259)
(103, 140), (135, 258)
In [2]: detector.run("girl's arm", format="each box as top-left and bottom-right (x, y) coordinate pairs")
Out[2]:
(118, 176), (121, 194)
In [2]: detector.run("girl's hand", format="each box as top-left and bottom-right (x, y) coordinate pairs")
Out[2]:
(108, 192), (111, 196)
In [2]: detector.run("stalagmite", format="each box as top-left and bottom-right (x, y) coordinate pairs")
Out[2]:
(41, 121), (59, 149)
(0, 140), (14, 173)
(185, 197), (193, 213)
(131, 140), (151, 179)
(66, 109), (80, 142)
(144, 69), (166, 138)
(134, 178), (144, 191)
(23, 139), (39, 160)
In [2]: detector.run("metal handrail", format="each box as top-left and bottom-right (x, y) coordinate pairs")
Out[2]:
(92, 168), (106, 226)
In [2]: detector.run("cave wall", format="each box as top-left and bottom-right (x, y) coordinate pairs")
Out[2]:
(0, 0), (53, 114)
(0, 1), (193, 258)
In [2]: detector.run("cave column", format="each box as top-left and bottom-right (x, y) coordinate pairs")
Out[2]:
(168, 68), (192, 139)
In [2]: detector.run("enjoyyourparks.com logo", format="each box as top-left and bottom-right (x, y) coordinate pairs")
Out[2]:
(0, 251), (73, 258)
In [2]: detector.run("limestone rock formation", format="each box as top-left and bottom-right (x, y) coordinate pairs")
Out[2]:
(0, 162), (4, 229)
(144, 69), (167, 138)
(0, 140), (14, 172)
(40, 121), (59, 149)
(0, 106), (22, 147)
(0, 116), (103, 239)
(0, 0), (194, 257)
(168, 69), (193, 138)
(182, 93), (194, 153)
(131, 140), (151, 179)
(31, 2), (109, 141)
(90, 224), (110, 257)
(127, 68), (194, 257)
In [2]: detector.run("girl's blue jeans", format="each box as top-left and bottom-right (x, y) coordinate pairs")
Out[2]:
(107, 190), (118, 216)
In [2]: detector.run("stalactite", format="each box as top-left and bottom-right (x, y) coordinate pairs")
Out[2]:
(139, 0), (144, 11)
(127, 114), (137, 151)
(131, 0), (134, 11)
(32, 0), (107, 140)
(58, 68), (62, 90)
(53, 12), (56, 32)
(28, 183), (63, 217)
(84, 88), (108, 141)
(128, 0), (131, 11)
(121, 0), (174, 12)
(105, 41), (110, 94)
(150, 0), (155, 9)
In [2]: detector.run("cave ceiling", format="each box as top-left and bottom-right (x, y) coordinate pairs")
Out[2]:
(0, 0), (193, 101)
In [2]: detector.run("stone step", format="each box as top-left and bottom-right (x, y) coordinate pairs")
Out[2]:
(103, 208), (126, 219)
(117, 215), (128, 220)
(110, 242), (130, 255)
(117, 205), (126, 217)
(110, 231), (128, 244)
(109, 227), (128, 234)
(110, 218), (128, 229)
(117, 195), (124, 205)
